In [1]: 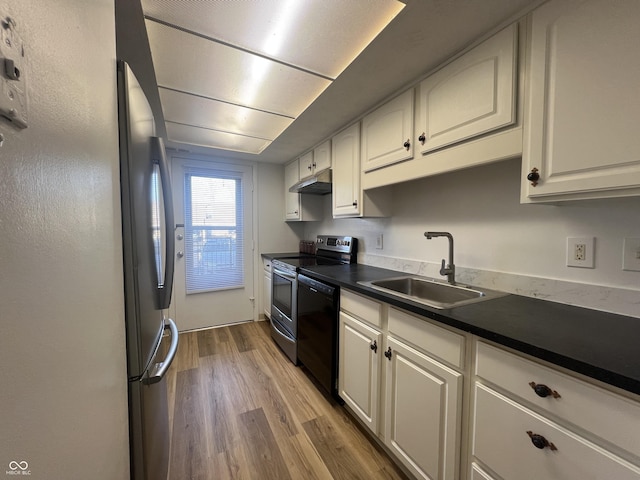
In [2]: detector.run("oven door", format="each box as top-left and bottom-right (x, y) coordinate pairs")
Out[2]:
(271, 266), (297, 337)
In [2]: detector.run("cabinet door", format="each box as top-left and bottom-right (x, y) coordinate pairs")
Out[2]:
(332, 123), (361, 217)
(284, 160), (301, 220)
(522, 0), (640, 202)
(314, 140), (331, 173)
(384, 336), (462, 480)
(298, 151), (314, 180)
(338, 311), (382, 433)
(417, 24), (517, 155)
(263, 259), (271, 319)
(362, 89), (414, 173)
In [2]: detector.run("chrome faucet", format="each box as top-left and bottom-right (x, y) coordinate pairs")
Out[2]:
(424, 231), (456, 285)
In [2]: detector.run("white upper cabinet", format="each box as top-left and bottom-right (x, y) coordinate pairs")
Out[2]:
(417, 23), (518, 155)
(313, 140), (332, 173)
(284, 160), (301, 220)
(522, 0), (640, 202)
(298, 150), (315, 180)
(332, 123), (362, 217)
(332, 123), (391, 218)
(361, 89), (414, 173)
(284, 160), (322, 222)
(362, 22), (522, 191)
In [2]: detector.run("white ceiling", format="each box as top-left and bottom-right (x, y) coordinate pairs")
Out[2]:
(141, 0), (541, 164)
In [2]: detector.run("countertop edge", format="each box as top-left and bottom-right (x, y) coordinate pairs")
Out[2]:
(298, 264), (640, 397)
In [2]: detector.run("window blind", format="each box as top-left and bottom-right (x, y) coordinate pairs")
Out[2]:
(183, 167), (244, 294)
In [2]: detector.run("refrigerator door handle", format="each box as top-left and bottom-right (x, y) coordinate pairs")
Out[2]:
(142, 318), (179, 385)
(151, 136), (175, 310)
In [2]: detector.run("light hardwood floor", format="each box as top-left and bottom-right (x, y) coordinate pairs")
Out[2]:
(165, 320), (409, 480)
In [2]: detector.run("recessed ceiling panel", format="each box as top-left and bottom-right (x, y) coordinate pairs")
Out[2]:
(141, 0), (405, 79)
(146, 20), (332, 118)
(159, 88), (293, 140)
(166, 122), (271, 155)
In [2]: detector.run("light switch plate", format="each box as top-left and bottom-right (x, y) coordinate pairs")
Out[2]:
(622, 237), (640, 272)
(567, 237), (595, 268)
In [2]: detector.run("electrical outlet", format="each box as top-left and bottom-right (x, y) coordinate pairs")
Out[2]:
(622, 237), (640, 272)
(567, 237), (595, 268)
(376, 234), (383, 250)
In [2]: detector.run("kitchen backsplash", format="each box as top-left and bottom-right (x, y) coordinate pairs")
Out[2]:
(361, 252), (640, 318)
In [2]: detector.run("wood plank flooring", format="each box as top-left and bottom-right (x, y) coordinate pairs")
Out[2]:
(165, 320), (409, 480)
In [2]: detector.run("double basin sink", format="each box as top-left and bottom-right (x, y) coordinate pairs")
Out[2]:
(358, 275), (507, 309)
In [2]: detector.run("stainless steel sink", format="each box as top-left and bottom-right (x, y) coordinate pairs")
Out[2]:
(358, 275), (507, 309)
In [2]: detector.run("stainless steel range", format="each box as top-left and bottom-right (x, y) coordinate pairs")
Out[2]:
(270, 235), (357, 366)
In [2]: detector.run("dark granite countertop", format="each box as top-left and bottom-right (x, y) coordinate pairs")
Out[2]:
(261, 252), (309, 260)
(298, 263), (640, 396)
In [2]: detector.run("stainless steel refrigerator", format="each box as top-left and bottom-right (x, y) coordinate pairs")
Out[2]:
(117, 60), (179, 480)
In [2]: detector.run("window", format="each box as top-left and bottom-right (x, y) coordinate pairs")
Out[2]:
(183, 168), (244, 293)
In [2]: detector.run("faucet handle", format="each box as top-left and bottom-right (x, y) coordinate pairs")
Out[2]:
(439, 259), (447, 275)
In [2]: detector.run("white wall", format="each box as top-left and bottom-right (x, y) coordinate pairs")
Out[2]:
(256, 162), (305, 254)
(0, 1), (130, 479)
(305, 159), (640, 292)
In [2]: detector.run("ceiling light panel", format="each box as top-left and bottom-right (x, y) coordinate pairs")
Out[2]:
(166, 122), (271, 155)
(146, 20), (331, 118)
(141, 0), (405, 79)
(159, 88), (293, 140)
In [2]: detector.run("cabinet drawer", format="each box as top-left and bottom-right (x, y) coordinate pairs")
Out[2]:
(473, 383), (640, 480)
(341, 290), (382, 328)
(476, 341), (640, 458)
(389, 307), (464, 368)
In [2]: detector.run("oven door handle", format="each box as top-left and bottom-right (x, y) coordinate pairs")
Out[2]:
(273, 267), (297, 280)
(271, 318), (295, 340)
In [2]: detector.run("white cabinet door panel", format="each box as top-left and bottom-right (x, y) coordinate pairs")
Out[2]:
(332, 123), (361, 217)
(417, 24), (517, 154)
(522, 0), (640, 201)
(362, 90), (414, 172)
(339, 311), (382, 433)
(385, 336), (462, 480)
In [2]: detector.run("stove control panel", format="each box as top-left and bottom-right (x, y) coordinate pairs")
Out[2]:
(316, 235), (356, 254)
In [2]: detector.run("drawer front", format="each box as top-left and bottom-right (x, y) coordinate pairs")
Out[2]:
(476, 341), (640, 458)
(341, 289), (383, 328)
(473, 383), (640, 480)
(389, 307), (464, 368)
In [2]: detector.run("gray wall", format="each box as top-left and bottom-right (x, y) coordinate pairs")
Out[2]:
(0, 1), (130, 478)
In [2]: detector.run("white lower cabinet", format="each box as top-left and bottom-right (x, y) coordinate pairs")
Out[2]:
(473, 383), (640, 480)
(472, 341), (640, 480)
(339, 310), (382, 433)
(339, 290), (464, 480)
(262, 258), (271, 319)
(339, 289), (640, 480)
(384, 335), (462, 480)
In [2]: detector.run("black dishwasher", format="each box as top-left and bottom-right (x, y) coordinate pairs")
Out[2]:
(297, 274), (339, 399)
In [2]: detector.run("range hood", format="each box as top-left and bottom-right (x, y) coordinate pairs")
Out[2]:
(289, 168), (332, 195)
